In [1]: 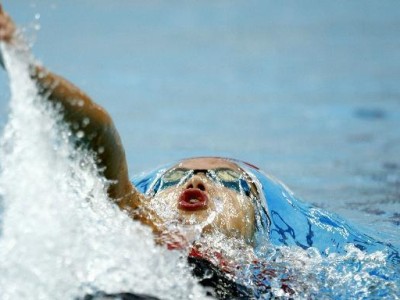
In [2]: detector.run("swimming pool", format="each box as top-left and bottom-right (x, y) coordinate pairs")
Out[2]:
(0, 1), (399, 298)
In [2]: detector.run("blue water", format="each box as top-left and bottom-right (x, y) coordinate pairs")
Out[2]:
(0, 0), (399, 298)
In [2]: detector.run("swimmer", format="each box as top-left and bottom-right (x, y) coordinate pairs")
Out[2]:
(1, 7), (266, 297)
(6, 7), (396, 299)
(0, 5), (259, 249)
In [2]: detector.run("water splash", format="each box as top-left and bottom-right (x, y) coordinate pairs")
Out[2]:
(135, 161), (400, 298)
(0, 44), (207, 299)
(236, 243), (400, 299)
(1, 35), (399, 299)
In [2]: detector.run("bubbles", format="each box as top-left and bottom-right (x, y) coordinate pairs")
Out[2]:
(97, 146), (104, 154)
(82, 117), (90, 127)
(33, 14), (41, 31)
(76, 130), (85, 139)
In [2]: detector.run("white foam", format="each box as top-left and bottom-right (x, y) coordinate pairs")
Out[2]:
(0, 43), (208, 300)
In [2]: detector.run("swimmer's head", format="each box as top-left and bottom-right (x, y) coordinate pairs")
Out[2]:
(147, 157), (260, 244)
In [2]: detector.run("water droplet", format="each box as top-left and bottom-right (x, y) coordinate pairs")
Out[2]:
(35, 13), (41, 20)
(76, 131), (84, 139)
(98, 146), (105, 154)
(78, 100), (84, 107)
(82, 118), (90, 127)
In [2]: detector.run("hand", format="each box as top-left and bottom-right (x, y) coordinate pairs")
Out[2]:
(0, 4), (16, 43)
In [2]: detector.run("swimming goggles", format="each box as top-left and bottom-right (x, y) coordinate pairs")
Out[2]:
(152, 167), (259, 198)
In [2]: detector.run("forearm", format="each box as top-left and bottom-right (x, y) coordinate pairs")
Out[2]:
(32, 67), (167, 235)
(30, 66), (136, 201)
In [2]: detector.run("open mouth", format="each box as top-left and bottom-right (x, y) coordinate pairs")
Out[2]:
(178, 188), (208, 211)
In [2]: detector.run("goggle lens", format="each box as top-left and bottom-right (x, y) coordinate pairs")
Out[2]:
(153, 167), (256, 198)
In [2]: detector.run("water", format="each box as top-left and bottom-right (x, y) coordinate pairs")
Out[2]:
(134, 162), (400, 298)
(0, 1), (399, 299)
(0, 41), (207, 300)
(2, 0), (399, 242)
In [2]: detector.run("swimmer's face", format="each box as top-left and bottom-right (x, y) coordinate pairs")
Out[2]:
(147, 158), (256, 244)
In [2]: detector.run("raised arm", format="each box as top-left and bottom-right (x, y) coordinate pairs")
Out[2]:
(32, 67), (138, 205)
(0, 5), (139, 212)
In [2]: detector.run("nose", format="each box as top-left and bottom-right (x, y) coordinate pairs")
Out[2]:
(185, 175), (207, 191)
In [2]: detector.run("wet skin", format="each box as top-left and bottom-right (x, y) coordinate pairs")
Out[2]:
(147, 158), (256, 244)
(0, 6), (256, 245)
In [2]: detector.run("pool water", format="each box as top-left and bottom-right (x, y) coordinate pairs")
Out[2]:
(0, 1), (399, 299)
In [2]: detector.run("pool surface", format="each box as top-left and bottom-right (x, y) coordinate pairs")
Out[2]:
(0, 1), (399, 298)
